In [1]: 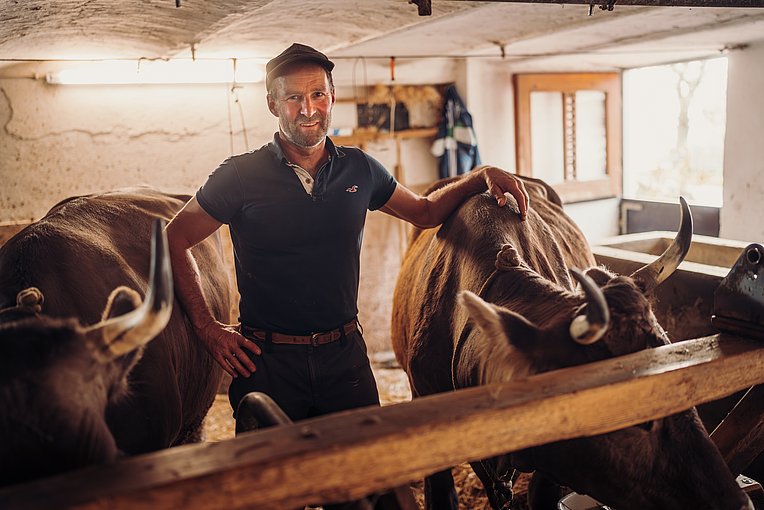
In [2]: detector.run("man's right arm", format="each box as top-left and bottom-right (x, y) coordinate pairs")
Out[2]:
(165, 197), (260, 378)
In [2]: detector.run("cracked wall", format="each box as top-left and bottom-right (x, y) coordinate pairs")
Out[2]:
(0, 78), (273, 221)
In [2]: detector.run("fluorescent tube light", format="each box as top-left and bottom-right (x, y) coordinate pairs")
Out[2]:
(46, 59), (264, 85)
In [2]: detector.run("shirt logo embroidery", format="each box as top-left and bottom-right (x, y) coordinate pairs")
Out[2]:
(345, 185), (359, 193)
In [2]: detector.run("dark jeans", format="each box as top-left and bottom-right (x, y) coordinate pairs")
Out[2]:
(229, 329), (380, 422)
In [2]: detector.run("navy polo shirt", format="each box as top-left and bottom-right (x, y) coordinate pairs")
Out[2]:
(196, 134), (397, 334)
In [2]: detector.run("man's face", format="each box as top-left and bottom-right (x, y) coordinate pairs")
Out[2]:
(268, 63), (334, 149)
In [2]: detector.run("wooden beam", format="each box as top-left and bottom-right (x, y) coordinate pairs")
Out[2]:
(712, 384), (764, 476)
(2, 334), (764, 510)
(438, 0), (764, 7)
(330, 127), (437, 147)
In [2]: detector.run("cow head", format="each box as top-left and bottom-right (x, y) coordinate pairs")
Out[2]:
(0, 219), (173, 486)
(458, 199), (753, 510)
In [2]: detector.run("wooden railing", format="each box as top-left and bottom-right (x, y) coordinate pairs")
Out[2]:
(1, 334), (763, 510)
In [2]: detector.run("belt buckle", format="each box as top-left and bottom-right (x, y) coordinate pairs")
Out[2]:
(310, 332), (321, 347)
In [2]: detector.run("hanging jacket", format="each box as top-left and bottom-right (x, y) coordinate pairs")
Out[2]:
(431, 84), (481, 179)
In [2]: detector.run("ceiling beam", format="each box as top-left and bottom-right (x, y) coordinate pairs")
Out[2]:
(412, 0), (764, 15)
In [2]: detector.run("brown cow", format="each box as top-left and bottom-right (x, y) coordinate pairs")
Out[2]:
(392, 175), (752, 510)
(0, 188), (232, 486)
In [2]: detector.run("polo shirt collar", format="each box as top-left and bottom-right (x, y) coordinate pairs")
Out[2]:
(268, 132), (344, 163)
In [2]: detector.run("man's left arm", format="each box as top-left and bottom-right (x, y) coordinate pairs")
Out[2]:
(379, 165), (530, 229)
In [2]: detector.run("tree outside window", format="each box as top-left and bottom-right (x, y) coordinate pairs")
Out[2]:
(623, 58), (728, 206)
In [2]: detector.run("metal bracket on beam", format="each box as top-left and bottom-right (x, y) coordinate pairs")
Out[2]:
(419, 0), (763, 7)
(712, 243), (764, 339)
(409, 0), (432, 16)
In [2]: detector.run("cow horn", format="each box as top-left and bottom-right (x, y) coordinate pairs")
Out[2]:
(569, 268), (610, 345)
(630, 196), (693, 292)
(86, 218), (173, 361)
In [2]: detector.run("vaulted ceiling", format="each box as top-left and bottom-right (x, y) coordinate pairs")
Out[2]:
(1, 1), (763, 74)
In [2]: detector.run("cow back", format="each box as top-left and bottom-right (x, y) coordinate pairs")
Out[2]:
(0, 187), (232, 455)
(392, 175), (592, 396)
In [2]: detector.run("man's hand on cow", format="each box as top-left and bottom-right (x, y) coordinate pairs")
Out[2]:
(478, 165), (530, 220)
(199, 321), (260, 378)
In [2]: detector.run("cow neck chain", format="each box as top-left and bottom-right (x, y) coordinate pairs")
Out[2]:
(450, 248), (521, 500)
(8, 414), (55, 445)
(450, 245), (522, 390)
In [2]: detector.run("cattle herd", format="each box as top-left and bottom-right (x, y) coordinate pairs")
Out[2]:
(0, 180), (756, 510)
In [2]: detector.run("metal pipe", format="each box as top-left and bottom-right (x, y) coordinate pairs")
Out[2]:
(235, 392), (292, 435)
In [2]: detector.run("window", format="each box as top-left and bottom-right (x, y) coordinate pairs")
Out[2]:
(514, 73), (621, 203)
(623, 58), (727, 207)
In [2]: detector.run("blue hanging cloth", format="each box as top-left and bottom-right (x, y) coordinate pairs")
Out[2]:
(431, 85), (481, 179)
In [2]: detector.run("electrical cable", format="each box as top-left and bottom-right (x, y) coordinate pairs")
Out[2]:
(352, 57), (370, 127)
(231, 85), (249, 151)
(225, 83), (234, 156)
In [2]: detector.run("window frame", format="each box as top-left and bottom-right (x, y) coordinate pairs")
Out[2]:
(514, 73), (622, 203)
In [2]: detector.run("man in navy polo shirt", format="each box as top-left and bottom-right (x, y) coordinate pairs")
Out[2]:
(165, 43), (529, 424)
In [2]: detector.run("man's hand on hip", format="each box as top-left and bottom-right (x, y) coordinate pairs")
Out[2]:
(199, 321), (261, 378)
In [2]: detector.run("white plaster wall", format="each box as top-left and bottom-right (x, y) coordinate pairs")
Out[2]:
(720, 40), (764, 243)
(459, 58), (517, 172)
(332, 57), (459, 88)
(564, 198), (620, 244)
(0, 78), (275, 221)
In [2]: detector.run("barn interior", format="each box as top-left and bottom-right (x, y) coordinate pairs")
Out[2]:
(1, 1), (764, 508)
(1, 0), (763, 353)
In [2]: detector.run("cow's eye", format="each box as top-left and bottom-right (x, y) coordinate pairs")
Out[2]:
(636, 420), (656, 432)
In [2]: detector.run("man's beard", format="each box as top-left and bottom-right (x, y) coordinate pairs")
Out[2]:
(283, 111), (332, 148)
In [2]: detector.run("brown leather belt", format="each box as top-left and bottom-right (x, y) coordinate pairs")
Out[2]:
(241, 320), (358, 346)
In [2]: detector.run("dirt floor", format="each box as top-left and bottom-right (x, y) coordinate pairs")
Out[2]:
(201, 362), (526, 510)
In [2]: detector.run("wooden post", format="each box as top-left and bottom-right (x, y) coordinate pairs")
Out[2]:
(712, 384), (764, 476)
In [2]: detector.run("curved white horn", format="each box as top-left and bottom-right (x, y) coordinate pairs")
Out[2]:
(630, 196), (693, 292)
(569, 268), (610, 345)
(86, 218), (173, 361)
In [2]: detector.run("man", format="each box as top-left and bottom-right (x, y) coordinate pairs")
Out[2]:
(165, 42), (529, 423)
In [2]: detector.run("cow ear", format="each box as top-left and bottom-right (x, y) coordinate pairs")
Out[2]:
(584, 266), (613, 287)
(458, 291), (538, 348)
(101, 286), (142, 321)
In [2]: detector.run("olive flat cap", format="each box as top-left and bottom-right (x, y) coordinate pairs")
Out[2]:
(265, 43), (335, 89)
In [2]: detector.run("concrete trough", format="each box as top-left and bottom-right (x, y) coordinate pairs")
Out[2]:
(593, 231), (749, 341)
(593, 231), (753, 431)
